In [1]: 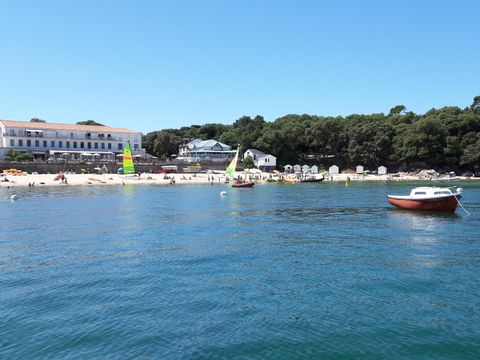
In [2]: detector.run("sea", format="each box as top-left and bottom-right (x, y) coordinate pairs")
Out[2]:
(1, 181), (480, 359)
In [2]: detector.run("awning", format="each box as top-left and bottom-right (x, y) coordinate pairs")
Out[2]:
(49, 150), (115, 155)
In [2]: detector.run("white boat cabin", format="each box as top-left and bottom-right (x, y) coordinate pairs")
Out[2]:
(393, 187), (461, 200)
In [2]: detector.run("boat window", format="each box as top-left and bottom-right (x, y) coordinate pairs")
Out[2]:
(414, 192), (426, 195)
(434, 191), (451, 195)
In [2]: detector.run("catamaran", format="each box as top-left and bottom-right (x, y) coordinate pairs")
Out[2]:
(122, 141), (137, 177)
(226, 147), (255, 188)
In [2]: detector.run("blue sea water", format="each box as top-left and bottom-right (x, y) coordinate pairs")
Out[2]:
(1, 181), (480, 359)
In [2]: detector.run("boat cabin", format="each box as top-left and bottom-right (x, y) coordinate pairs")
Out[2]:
(408, 187), (457, 198)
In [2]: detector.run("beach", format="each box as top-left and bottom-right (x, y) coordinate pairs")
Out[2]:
(1, 171), (477, 188)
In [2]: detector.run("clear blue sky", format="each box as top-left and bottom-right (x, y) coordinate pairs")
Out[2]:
(0, 0), (478, 133)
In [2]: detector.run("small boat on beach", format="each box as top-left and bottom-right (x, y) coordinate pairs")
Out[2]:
(231, 181), (255, 188)
(300, 176), (325, 183)
(387, 187), (462, 212)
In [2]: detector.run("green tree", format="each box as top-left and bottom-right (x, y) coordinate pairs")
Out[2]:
(389, 105), (406, 116)
(243, 155), (254, 169)
(5, 150), (34, 161)
(30, 118), (46, 122)
(76, 120), (105, 126)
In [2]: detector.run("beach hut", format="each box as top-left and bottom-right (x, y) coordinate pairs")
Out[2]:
(294, 164), (302, 173)
(356, 165), (364, 174)
(302, 165), (310, 173)
(284, 164), (293, 173)
(378, 166), (387, 175)
(329, 165), (339, 175)
(310, 165), (318, 174)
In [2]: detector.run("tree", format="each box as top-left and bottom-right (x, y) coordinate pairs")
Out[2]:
(76, 120), (105, 126)
(471, 96), (480, 111)
(30, 118), (46, 123)
(389, 105), (406, 116)
(243, 155), (254, 169)
(5, 150), (34, 161)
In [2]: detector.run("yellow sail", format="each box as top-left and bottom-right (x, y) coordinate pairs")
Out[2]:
(226, 147), (239, 177)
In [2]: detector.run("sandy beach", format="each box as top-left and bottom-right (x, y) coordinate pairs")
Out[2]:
(0, 171), (477, 189)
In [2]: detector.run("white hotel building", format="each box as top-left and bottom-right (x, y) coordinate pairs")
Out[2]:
(0, 119), (143, 160)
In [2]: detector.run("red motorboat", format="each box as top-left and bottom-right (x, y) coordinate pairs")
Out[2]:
(387, 187), (462, 212)
(231, 181), (255, 188)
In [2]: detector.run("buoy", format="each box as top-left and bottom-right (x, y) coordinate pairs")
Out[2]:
(10, 194), (17, 201)
(220, 191), (227, 197)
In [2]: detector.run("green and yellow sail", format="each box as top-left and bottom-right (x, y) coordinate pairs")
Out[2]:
(123, 141), (135, 175)
(226, 147), (239, 177)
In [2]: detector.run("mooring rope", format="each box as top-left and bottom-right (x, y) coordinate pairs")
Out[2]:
(454, 194), (471, 215)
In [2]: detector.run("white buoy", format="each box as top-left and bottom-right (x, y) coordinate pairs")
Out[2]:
(10, 194), (18, 201)
(220, 191), (227, 197)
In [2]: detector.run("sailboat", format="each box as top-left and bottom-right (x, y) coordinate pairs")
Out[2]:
(122, 141), (137, 177)
(226, 147), (255, 188)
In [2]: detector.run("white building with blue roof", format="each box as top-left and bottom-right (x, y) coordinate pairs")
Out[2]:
(178, 138), (236, 161)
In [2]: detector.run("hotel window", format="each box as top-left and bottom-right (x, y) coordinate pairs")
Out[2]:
(9, 129), (15, 136)
(59, 141), (63, 148)
(108, 143), (112, 150)
(43, 140), (47, 147)
(27, 140), (31, 147)
(94, 143), (98, 149)
(71, 132), (74, 138)
(19, 139), (23, 146)
(51, 141), (55, 147)
(73, 141), (77, 148)
(87, 142), (91, 149)
(118, 143), (123, 150)
(80, 142), (84, 149)
(134, 144), (139, 151)
(10, 139), (15, 146)
(35, 140), (40, 147)
(101, 143), (105, 149)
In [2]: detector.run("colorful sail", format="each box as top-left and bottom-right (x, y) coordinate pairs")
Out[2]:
(226, 147), (239, 177)
(123, 141), (135, 175)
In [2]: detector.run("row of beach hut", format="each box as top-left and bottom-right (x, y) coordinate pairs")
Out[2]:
(284, 164), (388, 175)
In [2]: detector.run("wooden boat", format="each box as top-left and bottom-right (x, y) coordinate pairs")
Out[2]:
(387, 187), (462, 212)
(282, 174), (299, 183)
(231, 181), (255, 188)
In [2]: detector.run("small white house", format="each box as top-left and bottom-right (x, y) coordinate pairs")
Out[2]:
(244, 149), (276, 172)
(378, 166), (387, 175)
(294, 164), (302, 173)
(310, 165), (318, 174)
(356, 165), (364, 174)
(284, 164), (293, 173)
(302, 165), (310, 173)
(329, 165), (339, 175)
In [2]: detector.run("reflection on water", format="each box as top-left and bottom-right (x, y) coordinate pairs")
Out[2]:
(1, 182), (480, 359)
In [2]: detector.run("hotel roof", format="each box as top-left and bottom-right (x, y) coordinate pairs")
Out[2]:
(0, 119), (139, 134)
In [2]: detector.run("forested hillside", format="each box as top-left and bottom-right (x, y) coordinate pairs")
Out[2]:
(143, 97), (480, 171)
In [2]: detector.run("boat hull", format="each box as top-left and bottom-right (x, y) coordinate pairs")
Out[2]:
(300, 178), (325, 183)
(231, 182), (255, 188)
(387, 195), (460, 212)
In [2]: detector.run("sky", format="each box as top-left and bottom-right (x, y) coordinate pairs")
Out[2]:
(0, 0), (479, 133)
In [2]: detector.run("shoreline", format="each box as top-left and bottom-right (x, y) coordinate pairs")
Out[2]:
(1, 172), (478, 189)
